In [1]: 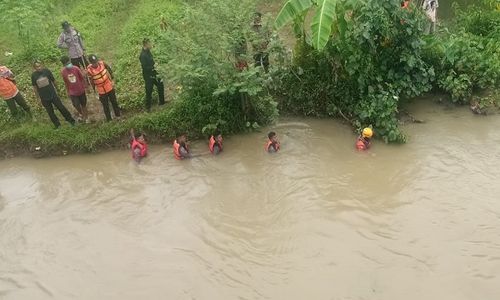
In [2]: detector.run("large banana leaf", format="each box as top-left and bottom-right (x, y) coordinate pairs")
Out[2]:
(310, 0), (338, 51)
(275, 0), (313, 29)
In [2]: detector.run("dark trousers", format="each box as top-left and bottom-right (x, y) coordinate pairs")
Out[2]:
(70, 93), (87, 114)
(144, 74), (165, 110)
(254, 52), (269, 72)
(99, 89), (121, 121)
(5, 92), (31, 116)
(41, 96), (75, 127)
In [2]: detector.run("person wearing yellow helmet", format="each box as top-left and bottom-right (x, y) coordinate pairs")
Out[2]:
(356, 127), (373, 151)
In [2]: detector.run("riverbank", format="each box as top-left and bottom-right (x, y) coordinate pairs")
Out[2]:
(0, 101), (195, 159)
(1, 0), (498, 158)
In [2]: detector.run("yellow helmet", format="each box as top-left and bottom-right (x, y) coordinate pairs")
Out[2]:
(362, 127), (373, 138)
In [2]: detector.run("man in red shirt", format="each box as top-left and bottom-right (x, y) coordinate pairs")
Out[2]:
(60, 55), (88, 122)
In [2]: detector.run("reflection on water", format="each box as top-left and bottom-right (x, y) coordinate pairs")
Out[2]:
(1, 99), (500, 300)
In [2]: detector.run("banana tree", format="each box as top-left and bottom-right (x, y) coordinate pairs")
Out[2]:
(275, 0), (341, 51)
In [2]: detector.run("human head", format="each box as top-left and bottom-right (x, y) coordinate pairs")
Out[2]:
(136, 132), (146, 143)
(177, 133), (187, 143)
(268, 131), (277, 142)
(214, 130), (223, 143)
(33, 60), (43, 71)
(60, 55), (71, 66)
(253, 12), (262, 25)
(362, 127), (373, 139)
(88, 54), (99, 67)
(143, 38), (152, 50)
(61, 21), (71, 33)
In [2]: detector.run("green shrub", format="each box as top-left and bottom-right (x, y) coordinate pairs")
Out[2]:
(422, 1), (500, 104)
(277, 0), (432, 142)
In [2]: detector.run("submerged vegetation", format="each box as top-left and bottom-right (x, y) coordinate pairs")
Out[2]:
(0, 0), (499, 157)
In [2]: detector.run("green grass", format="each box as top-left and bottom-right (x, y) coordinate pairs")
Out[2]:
(0, 102), (203, 157)
(0, 0), (184, 157)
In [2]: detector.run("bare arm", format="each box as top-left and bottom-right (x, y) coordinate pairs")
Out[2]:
(130, 129), (136, 141)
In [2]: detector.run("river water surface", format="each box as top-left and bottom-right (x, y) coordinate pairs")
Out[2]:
(1, 99), (500, 300)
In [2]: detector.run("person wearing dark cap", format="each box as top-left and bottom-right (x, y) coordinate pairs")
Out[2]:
(57, 21), (88, 69)
(139, 38), (165, 111)
(31, 60), (75, 128)
(86, 54), (121, 121)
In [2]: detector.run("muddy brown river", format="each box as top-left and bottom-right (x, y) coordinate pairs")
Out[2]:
(1, 99), (500, 299)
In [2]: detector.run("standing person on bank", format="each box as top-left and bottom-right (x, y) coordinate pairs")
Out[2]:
(139, 38), (165, 111)
(422, 0), (439, 34)
(87, 54), (121, 122)
(0, 65), (31, 118)
(57, 21), (88, 68)
(31, 60), (75, 128)
(60, 56), (89, 123)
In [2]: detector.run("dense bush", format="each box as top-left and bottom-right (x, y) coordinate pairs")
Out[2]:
(277, 0), (499, 142)
(157, 0), (279, 135)
(277, 0), (433, 142)
(423, 2), (500, 104)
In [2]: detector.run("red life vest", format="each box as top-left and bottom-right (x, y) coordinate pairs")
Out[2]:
(401, 1), (410, 9)
(356, 137), (370, 151)
(235, 60), (248, 71)
(131, 139), (148, 159)
(173, 140), (181, 160)
(0, 66), (18, 100)
(87, 61), (113, 95)
(265, 140), (280, 152)
(209, 135), (223, 154)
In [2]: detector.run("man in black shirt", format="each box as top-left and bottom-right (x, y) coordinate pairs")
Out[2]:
(139, 38), (165, 111)
(31, 60), (75, 128)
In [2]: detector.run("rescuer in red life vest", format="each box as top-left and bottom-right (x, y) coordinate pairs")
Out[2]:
(173, 133), (191, 160)
(130, 128), (148, 162)
(265, 131), (280, 153)
(356, 127), (373, 151)
(209, 131), (223, 155)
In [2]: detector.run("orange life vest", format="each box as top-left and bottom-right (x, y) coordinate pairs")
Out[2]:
(265, 140), (280, 152)
(209, 135), (223, 154)
(87, 61), (113, 95)
(131, 139), (148, 159)
(0, 66), (18, 100)
(401, 1), (410, 9)
(356, 137), (370, 151)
